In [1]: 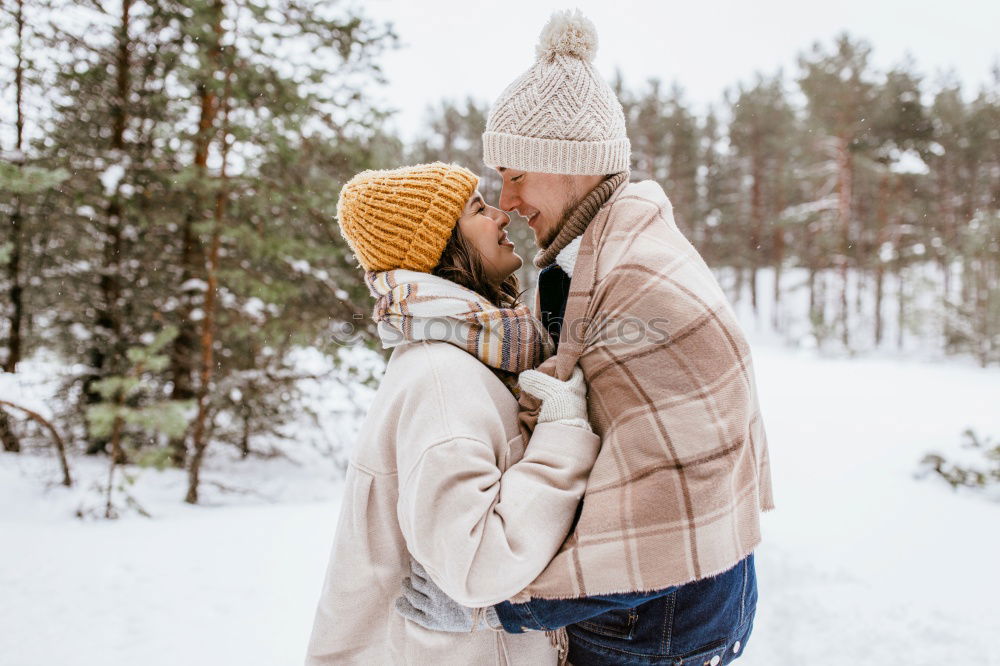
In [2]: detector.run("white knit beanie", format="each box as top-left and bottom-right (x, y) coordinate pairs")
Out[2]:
(483, 10), (630, 176)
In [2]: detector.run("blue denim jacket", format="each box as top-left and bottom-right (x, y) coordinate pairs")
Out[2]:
(494, 554), (757, 666)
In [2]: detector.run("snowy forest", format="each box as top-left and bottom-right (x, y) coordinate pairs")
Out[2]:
(1, 1), (998, 664)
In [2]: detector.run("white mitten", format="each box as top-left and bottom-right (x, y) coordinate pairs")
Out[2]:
(518, 366), (590, 429)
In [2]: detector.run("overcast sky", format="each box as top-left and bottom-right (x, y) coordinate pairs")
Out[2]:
(362, 0), (1000, 141)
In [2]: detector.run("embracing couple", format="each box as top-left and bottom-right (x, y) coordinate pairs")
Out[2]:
(305, 10), (773, 666)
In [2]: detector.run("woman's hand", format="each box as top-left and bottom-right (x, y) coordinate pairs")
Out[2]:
(394, 559), (500, 632)
(518, 366), (589, 428)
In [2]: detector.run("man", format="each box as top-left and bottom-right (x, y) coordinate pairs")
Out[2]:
(397, 10), (773, 666)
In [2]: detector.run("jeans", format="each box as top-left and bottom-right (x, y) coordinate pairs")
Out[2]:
(495, 553), (757, 665)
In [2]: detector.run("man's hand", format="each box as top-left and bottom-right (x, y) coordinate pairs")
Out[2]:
(394, 559), (500, 632)
(518, 365), (589, 427)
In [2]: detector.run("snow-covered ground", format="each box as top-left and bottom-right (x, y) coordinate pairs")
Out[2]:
(747, 347), (1000, 665)
(2, 338), (999, 665)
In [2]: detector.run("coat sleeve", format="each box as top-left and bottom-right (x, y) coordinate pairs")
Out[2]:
(396, 420), (600, 608)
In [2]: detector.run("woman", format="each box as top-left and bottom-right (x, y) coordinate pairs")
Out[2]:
(305, 163), (600, 665)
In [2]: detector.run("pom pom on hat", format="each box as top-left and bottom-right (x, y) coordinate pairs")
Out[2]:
(535, 9), (598, 63)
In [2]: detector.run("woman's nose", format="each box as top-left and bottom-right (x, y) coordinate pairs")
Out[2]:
(493, 207), (510, 228)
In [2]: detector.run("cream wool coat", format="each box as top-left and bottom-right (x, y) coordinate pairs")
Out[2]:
(305, 340), (601, 665)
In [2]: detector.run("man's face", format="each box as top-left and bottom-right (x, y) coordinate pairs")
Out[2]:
(495, 168), (578, 249)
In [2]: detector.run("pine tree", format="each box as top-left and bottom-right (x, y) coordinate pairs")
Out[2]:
(30, 0), (397, 504)
(33, 0), (189, 457)
(868, 61), (933, 346)
(1, 0), (69, 455)
(663, 84), (700, 240)
(700, 104), (747, 302)
(629, 79), (669, 183)
(798, 34), (879, 348)
(409, 98), (494, 198)
(86, 325), (192, 517)
(946, 210), (1000, 365)
(696, 108), (721, 260)
(1, 0), (69, 373)
(727, 73), (795, 315)
(165, 0), (397, 503)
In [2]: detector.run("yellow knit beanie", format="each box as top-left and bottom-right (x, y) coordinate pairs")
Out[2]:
(336, 162), (479, 273)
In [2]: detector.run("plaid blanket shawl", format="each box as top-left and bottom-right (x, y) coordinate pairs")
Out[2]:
(514, 180), (774, 600)
(365, 269), (553, 394)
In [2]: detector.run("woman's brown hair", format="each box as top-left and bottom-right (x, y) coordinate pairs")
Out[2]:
(433, 223), (522, 309)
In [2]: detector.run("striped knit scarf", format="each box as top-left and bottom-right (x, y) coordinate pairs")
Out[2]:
(533, 171), (630, 270)
(365, 269), (554, 395)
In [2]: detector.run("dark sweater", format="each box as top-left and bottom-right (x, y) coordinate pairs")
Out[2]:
(536, 263), (573, 350)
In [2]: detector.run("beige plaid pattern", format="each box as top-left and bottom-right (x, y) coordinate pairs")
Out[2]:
(515, 180), (774, 600)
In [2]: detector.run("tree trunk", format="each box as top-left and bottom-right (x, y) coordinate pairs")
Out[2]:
(771, 152), (787, 332)
(6, 202), (23, 373)
(939, 163), (956, 337)
(12, 0), (25, 149)
(895, 182), (907, 351)
(0, 408), (21, 453)
(815, 271), (827, 337)
(239, 405), (251, 459)
(835, 135), (852, 348)
(5, 0), (26, 373)
(873, 267), (885, 347)
(167, 218), (200, 467)
(104, 413), (125, 518)
(807, 267), (818, 325)
(731, 266), (745, 307)
(897, 270), (906, 350)
(749, 147), (764, 316)
(184, 214), (222, 503)
(84, 0), (131, 454)
(83, 203), (124, 456)
(806, 213), (820, 327)
(108, 387), (128, 466)
(186, 21), (229, 504)
(171, 0), (224, 469)
(873, 171), (890, 346)
(976, 263), (988, 367)
(854, 266), (865, 318)
(771, 237), (783, 331)
(112, 0), (132, 151)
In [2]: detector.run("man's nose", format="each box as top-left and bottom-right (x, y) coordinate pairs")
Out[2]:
(498, 186), (517, 213)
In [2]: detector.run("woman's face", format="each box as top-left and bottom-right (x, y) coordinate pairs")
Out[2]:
(457, 190), (522, 284)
